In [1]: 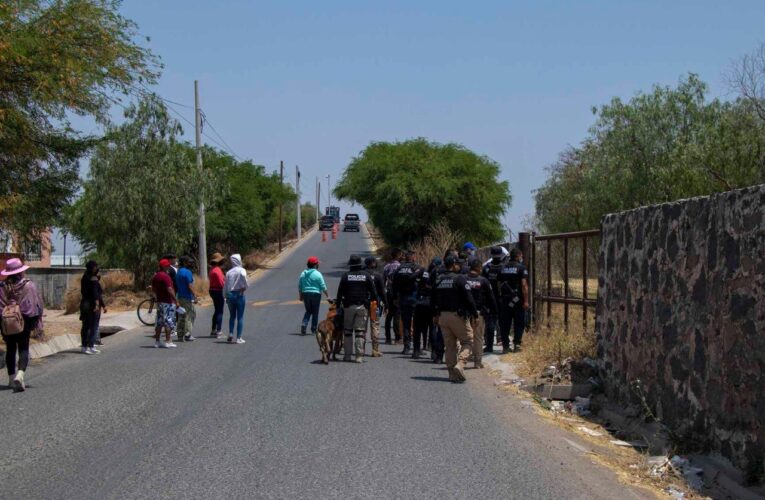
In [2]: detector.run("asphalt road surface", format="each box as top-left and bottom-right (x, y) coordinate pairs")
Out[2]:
(0, 228), (651, 499)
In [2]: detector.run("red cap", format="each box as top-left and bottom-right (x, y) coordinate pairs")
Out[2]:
(307, 256), (320, 266)
(159, 258), (171, 268)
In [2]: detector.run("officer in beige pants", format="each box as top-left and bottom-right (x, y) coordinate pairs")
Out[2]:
(336, 255), (378, 363)
(431, 256), (478, 383)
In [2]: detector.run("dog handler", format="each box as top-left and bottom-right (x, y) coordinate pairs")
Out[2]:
(298, 256), (329, 335)
(335, 255), (377, 363)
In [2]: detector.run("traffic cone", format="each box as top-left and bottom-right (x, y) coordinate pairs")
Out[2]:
(332, 227), (337, 240)
(322, 231), (327, 242)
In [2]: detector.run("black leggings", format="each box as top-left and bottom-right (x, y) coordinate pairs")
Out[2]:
(413, 305), (432, 351)
(4, 316), (36, 376)
(210, 290), (224, 332)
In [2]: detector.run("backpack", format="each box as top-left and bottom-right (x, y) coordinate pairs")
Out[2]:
(2, 284), (25, 336)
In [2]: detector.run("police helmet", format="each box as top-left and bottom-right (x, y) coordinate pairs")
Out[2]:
(490, 246), (503, 256)
(348, 254), (363, 268)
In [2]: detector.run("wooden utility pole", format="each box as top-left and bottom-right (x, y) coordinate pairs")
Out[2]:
(278, 160), (284, 252)
(195, 80), (208, 275)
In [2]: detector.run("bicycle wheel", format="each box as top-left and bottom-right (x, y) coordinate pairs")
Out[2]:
(137, 299), (156, 326)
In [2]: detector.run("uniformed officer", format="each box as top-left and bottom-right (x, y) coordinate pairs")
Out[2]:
(392, 250), (423, 355)
(431, 255), (478, 383)
(363, 256), (385, 357)
(466, 258), (497, 368)
(336, 255), (378, 363)
(482, 246), (506, 353)
(412, 258), (436, 359)
(495, 248), (529, 353)
(382, 248), (403, 344)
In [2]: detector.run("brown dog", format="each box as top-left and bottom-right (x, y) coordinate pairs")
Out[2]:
(316, 302), (342, 364)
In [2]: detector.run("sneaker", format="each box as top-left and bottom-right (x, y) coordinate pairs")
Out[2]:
(236, 338), (246, 344)
(12, 371), (25, 392)
(154, 341), (160, 348)
(210, 331), (217, 338)
(94, 340), (104, 346)
(184, 335), (196, 342)
(300, 325), (307, 335)
(227, 336), (234, 343)
(216, 331), (223, 339)
(88, 347), (100, 354)
(165, 342), (177, 348)
(171, 331), (178, 339)
(81, 347), (92, 355)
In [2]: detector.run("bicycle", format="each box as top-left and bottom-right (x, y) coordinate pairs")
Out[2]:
(137, 288), (157, 326)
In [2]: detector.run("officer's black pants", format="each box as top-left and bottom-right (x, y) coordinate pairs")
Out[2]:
(384, 292), (400, 342)
(498, 302), (526, 349)
(413, 304), (432, 351)
(399, 298), (416, 347)
(484, 314), (498, 351)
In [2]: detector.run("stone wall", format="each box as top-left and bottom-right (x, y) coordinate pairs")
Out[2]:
(596, 184), (765, 472)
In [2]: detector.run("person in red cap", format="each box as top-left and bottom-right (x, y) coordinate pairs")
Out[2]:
(151, 259), (178, 348)
(298, 256), (329, 335)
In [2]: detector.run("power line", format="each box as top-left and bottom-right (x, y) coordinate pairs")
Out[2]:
(200, 110), (242, 160)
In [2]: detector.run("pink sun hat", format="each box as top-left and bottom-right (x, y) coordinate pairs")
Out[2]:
(1, 258), (30, 276)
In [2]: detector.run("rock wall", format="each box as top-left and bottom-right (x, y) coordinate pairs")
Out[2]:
(596, 184), (765, 472)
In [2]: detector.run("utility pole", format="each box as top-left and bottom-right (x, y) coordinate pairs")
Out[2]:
(316, 177), (320, 222)
(195, 80), (208, 275)
(278, 160), (284, 252)
(326, 174), (331, 209)
(295, 165), (302, 239)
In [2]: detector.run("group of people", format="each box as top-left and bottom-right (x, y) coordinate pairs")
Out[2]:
(150, 253), (249, 348)
(298, 242), (529, 383)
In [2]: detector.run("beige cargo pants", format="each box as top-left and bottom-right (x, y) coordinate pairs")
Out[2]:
(439, 311), (473, 381)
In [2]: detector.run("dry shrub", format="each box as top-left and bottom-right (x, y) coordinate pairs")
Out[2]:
(516, 321), (597, 379)
(63, 271), (147, 314)
(410, 222), (463, 266)
(190, 276), (208, 297)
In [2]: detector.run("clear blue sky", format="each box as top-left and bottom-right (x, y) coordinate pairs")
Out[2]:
(62, 0), (765, 252)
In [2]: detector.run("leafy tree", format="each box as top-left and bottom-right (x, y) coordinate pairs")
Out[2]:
(334, 138), (511, 246)
(535, 74), (765, 233)
(67, 96), (208, 287)
(0, 0), (159, 240)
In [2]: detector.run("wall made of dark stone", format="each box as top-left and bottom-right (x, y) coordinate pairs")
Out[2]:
(596, 184), (765, 471)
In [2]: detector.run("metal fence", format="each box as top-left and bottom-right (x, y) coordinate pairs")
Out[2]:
(531, 229), (600, 330)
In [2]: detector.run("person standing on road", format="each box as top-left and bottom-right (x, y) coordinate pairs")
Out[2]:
(79, 260), (106, 354)
(224, 253), (248, 344)
(363, 256), (385, 357)
(0, 258), (43, 392)
(175, 256), (197, 342)
(496, 248), (530, 353)
(382, 248), (402, 344)
(336, 254), (377, 363)
(151, 259), (177, 349)
(392, 250), (423, 356)
(431, 255), (477, 383)
(208, 253), (226, 338)
(482, 246), (506, 353)
(412, 259), (436, 359)
(466, 258), (497, 369)
(298, 256), (329, 335)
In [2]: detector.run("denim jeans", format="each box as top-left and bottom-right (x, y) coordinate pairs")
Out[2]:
(210, 290), (224, 332)
(301, 292), (321, 333)
(227, 291), (246, 338)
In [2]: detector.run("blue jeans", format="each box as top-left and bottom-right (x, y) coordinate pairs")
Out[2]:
(227, 291), (246, 338)
(301, 292), (321, 333)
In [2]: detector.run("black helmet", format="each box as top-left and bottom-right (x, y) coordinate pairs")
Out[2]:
(490, 246), (503, 256)
(348, 254), (363, 268)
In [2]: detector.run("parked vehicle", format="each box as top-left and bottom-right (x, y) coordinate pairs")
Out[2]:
(343, 213), (360, 232)
(319, 215), (335, 231)
(326, 206), (340, 223)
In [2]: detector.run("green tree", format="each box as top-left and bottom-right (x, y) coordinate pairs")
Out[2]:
(535, 74), (765, 233)
(0, 0), (159, 240)
(334, 138), (511, 246)
(67, 96), (208, 287)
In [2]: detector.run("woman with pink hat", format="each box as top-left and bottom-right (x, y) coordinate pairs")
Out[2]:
(0, 258), (44, 392)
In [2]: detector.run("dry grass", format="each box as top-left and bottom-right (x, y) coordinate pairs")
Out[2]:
(410, 222), (463, 265)
(515, 320), (597, 379)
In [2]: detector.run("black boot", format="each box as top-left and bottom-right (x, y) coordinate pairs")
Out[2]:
(411, 349), (420, 359)
(402, 344), (410, 355)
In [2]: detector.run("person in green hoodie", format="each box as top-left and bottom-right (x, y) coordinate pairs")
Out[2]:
(298, 256), (329, 335)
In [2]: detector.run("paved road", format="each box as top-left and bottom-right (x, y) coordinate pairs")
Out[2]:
(0, 228), (650, 499)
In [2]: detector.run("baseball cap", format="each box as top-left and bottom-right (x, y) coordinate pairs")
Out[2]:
(463, 242), (476, 251)
(307, 256), (320, 266)
(159, 258), (171, 267)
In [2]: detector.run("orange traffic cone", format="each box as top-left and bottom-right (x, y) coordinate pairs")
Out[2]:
(322, 231), (327, 242)
(332, 227), (337, 240)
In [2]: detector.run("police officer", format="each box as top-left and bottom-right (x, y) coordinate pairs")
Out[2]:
(412, 258), (437, 359)
(336, 255), (378, 363)
(495, 248), (529, 353)
(482, 246), (506, 353)
(382, 248), (403, 344)
(392, 250), (423, 355)
(466, 258), (497, 368)
(363, 256), (385, 357)
(431, 255), (477, 383)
